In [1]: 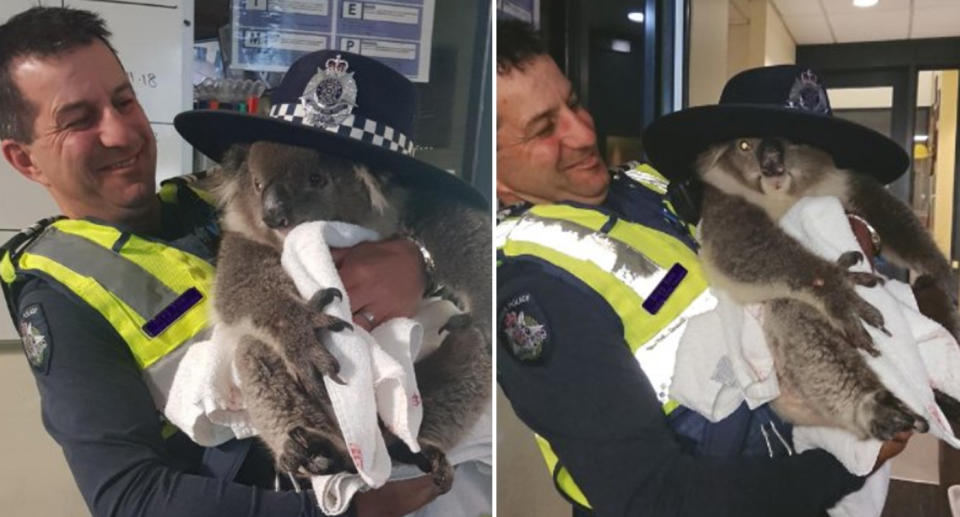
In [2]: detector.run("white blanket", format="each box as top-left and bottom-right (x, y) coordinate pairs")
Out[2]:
(164, 221), (488, 515)
(671, 196), (960, 517)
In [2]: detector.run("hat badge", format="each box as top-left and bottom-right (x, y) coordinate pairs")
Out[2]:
(299, 54), (358, 129)
(786, 69), (830, 115)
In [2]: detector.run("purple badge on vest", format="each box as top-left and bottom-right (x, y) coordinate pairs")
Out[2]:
(142, 287), (203, 337)
(642, 263), (687, 314)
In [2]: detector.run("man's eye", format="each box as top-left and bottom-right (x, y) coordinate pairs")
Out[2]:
(65, 117), (93, 129)
(534, 122), (555, 138)
(116, 98), (136, 111)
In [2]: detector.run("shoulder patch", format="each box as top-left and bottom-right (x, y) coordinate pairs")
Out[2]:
(499, 292), (549, 363)
(19, 304), (52, 374)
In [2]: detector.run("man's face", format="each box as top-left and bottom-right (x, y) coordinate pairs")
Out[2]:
(497, 55), (609, 206)
(2, 40), (157, 221)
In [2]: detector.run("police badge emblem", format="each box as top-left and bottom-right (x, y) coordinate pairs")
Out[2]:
(19, 303), (52, 374)
(299, 54), (358, 129)
(500, 292), (550, 363)
(786, 69), (830, 115)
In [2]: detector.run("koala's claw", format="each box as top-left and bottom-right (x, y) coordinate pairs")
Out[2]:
(278, 426), (338, 477)
(416, 446), (454, 494)
(440, 313), (473, 335)
(309, 287), (343, 310)
(868, 390), (929, 441)
(837, 251), (864, 269)
(836, 251), (885, 287)
(847, 272), (885, 288)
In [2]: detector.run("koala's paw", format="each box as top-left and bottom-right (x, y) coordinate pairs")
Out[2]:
(822, 285), (886, 357)
(414, 445), (454, 495)
(305, 311), (355, 385)
(836, 251), (885, 288)
(277, 426), (341, 477)
(865, 390), (929, 441)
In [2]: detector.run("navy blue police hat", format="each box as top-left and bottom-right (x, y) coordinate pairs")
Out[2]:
(174, 51), (486, 207)
(643, 65), (909, 185)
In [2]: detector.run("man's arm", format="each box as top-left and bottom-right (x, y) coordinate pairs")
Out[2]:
(17, 278), (331, 517)
(497, 260), (865, 517)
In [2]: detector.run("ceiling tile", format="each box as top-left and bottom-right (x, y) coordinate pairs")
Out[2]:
(782, 15), (835, 44)
(821, 0), (911, 15)
(912, 6), (960, 38)
(773, 0), (824, 16)
(829, 10), (909, 42)
(914, 0), (960, 7)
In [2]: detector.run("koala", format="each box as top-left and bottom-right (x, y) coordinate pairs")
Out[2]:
(693, 137), (949, 440)
(212, 141), (492, 490)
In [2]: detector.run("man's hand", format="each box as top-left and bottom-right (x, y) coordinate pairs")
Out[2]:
(872, 431), (912, 472)
(330, 237), (426, 331)
(352, 475), (441, 517)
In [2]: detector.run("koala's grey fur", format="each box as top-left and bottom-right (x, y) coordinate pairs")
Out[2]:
(695, 137), (946, 440)
(212, 141), (491, 489)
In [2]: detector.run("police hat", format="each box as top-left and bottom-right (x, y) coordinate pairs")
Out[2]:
(643, 65), (909, 185)
(174, 50), (486, 208)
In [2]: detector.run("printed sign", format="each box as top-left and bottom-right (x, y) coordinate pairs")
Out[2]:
(232, 0), (434, 82)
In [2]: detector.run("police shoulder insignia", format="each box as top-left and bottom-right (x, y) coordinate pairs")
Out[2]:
(499, 292), (550, 363)
(19, 304), (52, 374)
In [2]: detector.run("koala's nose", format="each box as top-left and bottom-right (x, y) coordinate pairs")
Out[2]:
(262, 185), (290, 229)
(757, 138), (785, 177)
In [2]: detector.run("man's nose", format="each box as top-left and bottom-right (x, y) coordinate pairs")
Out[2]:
(558, 108), (596, 149)
(98, 106), (140, 149)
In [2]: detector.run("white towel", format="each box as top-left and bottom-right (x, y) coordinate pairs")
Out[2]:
(671, 196), (960, 517)
(165, 220), (444, 514)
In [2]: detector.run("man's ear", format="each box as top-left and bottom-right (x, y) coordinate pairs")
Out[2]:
(1, 139), (47, 186)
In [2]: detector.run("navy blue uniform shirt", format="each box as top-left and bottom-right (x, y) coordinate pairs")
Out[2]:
(497, 170), (865, 517)
(7, 188), (338, 517)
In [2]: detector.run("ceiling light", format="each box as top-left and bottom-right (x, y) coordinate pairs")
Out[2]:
(914, 134), (929, 142)
(611, 39), (632, 53)
(627, 11), (644, 23)
(853, 0), (879, 7)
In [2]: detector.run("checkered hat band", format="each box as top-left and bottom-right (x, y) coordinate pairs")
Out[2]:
(269, 103), (415, 157)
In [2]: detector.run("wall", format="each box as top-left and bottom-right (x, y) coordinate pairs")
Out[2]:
(727, 20), (751, 79)
(723, 0), (795, 82)
(933, 70), (958, 256)
(689, 0), (729, 106)
(763, 1), (795, 66)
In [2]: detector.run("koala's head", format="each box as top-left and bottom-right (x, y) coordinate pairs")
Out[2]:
(696, 137), (838, 197)
(217, 141), (398, 245)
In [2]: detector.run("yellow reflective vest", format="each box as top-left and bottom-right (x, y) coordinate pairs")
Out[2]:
(1, 179), (216, 432)
(496, 163), (717, 509)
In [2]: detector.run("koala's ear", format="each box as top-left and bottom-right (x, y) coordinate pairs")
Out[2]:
(220, 144), (251, 175)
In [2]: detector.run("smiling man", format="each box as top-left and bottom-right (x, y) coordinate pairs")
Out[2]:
(495, 20), (909, 517)
(0, 7), (439, 517)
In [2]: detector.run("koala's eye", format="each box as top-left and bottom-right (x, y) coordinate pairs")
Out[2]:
(253, 179), (262, 192)
(309, 173), (327, 187)
(738, 140), (751, 151)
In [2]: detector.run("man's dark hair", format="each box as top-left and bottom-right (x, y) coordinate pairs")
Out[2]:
(0, 7), (117, 142)
(497, 19), (546, 75)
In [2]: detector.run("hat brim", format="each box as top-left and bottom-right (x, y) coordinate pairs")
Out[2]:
(643, 105), (909, 185)
(174, 110), (488, 208)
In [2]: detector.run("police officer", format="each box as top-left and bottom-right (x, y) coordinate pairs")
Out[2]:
(495, 20), (909, 517)
(0, 7), (440, 517)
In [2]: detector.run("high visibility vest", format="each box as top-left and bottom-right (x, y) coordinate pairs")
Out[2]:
(496, 164), (717, 509)
(0, 180), (216, 434)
